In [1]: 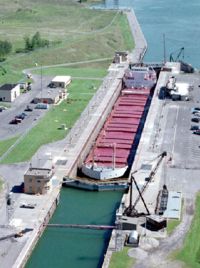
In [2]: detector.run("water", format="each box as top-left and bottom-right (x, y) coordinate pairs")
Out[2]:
(27, 1), (200, 267)
(26, 188), (123, 268)
(96, 0), (200, 68)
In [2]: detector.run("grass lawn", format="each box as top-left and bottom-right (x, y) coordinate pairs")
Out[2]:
(109, 247), (135, 268)
(174, 193), (200, 268)
(167, 219), (181, 235)
(0, 0), (134, 85)
(33, 66), (108, 78)
(167, 199), (183, 235)
(1, 78), (102, 163)
(0, 136), (19, 157)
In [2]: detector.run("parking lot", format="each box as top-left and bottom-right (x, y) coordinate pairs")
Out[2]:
(0, 74), (54, 140)
(160, 73), (200, 169)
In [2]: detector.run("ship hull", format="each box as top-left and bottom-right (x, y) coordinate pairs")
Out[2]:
(82, 165), (128, 180)
(82, 65), (157, 180)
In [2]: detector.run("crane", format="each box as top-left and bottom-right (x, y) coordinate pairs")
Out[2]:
(169, 47), (184, 62)
(124, 151), (167, 217)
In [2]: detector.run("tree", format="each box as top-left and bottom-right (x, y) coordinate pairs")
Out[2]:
(24, 36), (33, 51)
(23, 32), (50, 52)
(0, 40), (12, 59)
(32, 31), (41, 49)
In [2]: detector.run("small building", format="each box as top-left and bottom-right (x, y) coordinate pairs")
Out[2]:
(113, 51), (128, 64)
(33, 88), (66, 104)
(51, 76), (71, 88)
(146, 215), (167, 231)
(171, 82), (189, 101)
(163, 191), (182, 220)
(24, 160), (54, 195)
(0, 84), (20, 102)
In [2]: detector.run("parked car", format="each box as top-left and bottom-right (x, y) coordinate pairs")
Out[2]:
(190, 125), (200, 131)
(27, 83), (32, 91)
(35, 103), (49, 109)
(48, 83), (56, 88)
(193, 130), (200, 135)
(27, 73), (32, 79)
(20, 203), (36, 209)
(191, 107), (200, 113)
(16, 113), (27, 120)
(192, 108), (200, 114)
(0, 106), (7, 111)
(9, 118), (22, 124)
(19, 82), (27, 89)
(191, 117), (200, 123)
(24, 105), (33, 112)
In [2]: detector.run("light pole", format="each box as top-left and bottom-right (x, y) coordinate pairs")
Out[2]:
(35, 62), (43, 98)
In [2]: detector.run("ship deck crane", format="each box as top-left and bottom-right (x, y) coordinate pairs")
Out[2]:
(169, 47), (184, 62)
(124, 151), (167, 217)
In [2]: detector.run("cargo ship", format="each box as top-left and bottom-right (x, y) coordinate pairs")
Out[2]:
(82, 66), (157, 180)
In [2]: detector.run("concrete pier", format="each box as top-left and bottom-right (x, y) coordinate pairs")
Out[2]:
(125, 9), (147, 63)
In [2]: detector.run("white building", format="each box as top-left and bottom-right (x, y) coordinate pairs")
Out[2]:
(51, 76), (71, 88)
(0, 84), (20, 102)
(171, 82), (189, 101)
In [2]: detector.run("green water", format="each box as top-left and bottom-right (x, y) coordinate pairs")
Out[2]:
(26, 188), (123, 268)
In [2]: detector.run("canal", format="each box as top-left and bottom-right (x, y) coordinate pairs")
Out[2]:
(27, 1), (200, 267)
(26, 189), (123, 268)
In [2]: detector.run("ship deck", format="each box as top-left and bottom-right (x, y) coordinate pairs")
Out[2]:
(85, 91), (150, 168)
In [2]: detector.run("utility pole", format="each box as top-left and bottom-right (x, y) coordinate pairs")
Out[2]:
(40, 64), (43, 98)
(35, 62), (43, 98)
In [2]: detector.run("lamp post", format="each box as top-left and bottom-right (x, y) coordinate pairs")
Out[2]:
(35, 62), (43, 98)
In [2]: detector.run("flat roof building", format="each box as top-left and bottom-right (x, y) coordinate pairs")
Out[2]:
(0, 84), (20, 102)
(24, 160), (54, 195)
(33, 88), (66, 104)
(51, 76), (71, 88)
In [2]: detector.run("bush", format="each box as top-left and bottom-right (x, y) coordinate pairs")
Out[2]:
(24, 32), (50, 52)
(0, 40), (12, 59)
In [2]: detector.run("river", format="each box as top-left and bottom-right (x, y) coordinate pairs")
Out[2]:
(27, 1), (200, 267)
(97, 0), (200, 68)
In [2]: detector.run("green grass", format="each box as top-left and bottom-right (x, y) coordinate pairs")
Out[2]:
(167, 219), (181, 235)
(109, 247), (134, 268)
(0, 136), (18, 157)
(175, 193), (200, 268)
(34, 66), (107, 78)
(1, 79), (102, 163)
(0, 0), (134, 84)
(167, 199), (183, 235)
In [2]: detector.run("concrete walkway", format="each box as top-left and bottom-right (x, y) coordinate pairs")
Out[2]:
(125, 9), (147, 63)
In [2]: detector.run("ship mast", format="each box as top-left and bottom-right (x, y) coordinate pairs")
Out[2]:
(92, 143), (95, 169)
(113, 143), (116, 170)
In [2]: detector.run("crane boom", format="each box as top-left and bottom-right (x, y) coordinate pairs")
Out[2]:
(124, 151), (167, 217)
(169, 47), (184, 62)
